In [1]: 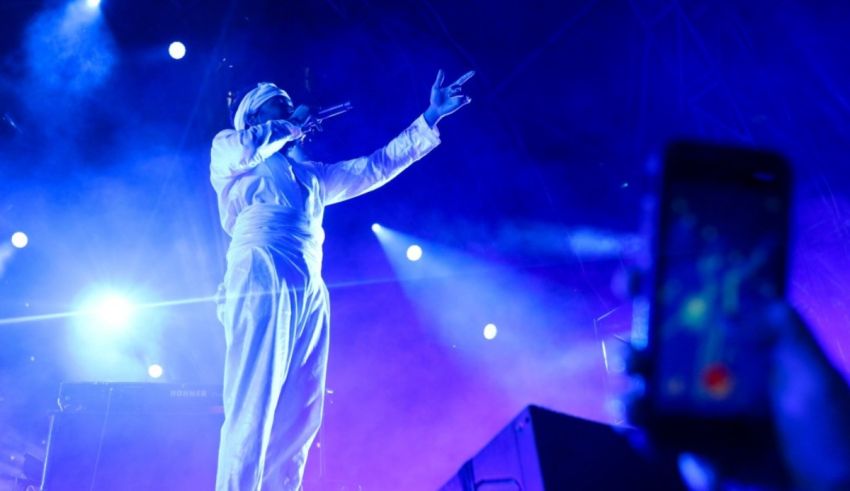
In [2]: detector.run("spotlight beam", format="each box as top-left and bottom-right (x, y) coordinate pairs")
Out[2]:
(0, 267), (527, 327)
(0, 285), (412, 327)
(0, 311), (80, 326)
(0, 294), (218, 326)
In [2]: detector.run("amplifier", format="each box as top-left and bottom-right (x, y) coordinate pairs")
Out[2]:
(41, 383), (224, 491)
(56, 382), (223, 414)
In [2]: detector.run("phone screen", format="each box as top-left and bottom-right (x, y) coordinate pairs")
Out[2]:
(652, 146), (790, 418)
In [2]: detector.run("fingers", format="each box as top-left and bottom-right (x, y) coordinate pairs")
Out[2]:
(434, 69), (475, 90)
(450, 70), (475, 88)
(290, 104), (311, 125)
(450, 94), (472, 106)
(763, 302), (815, 348)
(302, 119), (322, 134)
(433, 69), (445, 90)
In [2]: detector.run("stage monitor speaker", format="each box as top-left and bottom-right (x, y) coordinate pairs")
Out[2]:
(440, 405), (685, 491)
(40, 383), (223, 491)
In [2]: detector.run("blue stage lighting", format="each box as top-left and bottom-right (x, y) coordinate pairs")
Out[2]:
(406, 244), (423, 261)
(91, 293), (135, 331)
(483, 323), (498, 340)
(168, 41), (186, 60)
(10, 232), (28, 249)
(85, 0), (101, 8)
(148, 364), (164, 379)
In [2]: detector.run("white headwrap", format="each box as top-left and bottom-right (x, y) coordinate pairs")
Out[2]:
(233, 82), (291, 130)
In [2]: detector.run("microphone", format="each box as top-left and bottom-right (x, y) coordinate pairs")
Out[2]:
(314, 102), (353, 123)
(295, 102), (353, 142)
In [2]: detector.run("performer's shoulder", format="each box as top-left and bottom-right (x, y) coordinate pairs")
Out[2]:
(213, 128), (237, 141)
(210, 129), (240, 154)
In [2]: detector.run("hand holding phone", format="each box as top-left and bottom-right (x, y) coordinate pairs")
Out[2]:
(630, 142), (792, 477)
(627, 140), (850, 491)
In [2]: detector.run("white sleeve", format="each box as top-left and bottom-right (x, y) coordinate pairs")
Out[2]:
(210, 120), (302, 178)
(318, 115), (441, 205)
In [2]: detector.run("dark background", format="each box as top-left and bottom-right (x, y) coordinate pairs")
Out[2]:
(1, 0), (849, 488)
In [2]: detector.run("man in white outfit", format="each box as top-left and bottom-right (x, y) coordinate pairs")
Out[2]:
(209, 69), (474, 490)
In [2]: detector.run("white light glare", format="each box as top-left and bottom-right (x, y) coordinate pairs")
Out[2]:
(168, 41), (186, 60)
(11, 232), (28, 249)
(93, 294), (135, 330)
(483, 323), (498, 340)
(85, 0), (101, 8)
(371, 223), (382, 233)
(406, 245), (423, 262)
(148, 364), (164, 379)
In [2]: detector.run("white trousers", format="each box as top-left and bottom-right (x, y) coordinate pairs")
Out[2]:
(215, 221), (329, 490)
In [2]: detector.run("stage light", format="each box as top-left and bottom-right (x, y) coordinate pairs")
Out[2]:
(168, 41), (186, 60)
(10, 232), (28, 249)
(371, 223), (382, 233)
(85, 0), (101, 8)
(148, 364), (163, 379)
(406, 244), (423, 262)
(92, 293), (135, 330)
(483, 323), (498, 340)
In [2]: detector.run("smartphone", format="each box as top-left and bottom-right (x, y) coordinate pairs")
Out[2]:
(641, 141), (792, 445)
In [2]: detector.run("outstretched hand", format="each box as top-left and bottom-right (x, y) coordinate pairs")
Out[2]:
(766, 304), (850, 491)
(623, 300), (850, 490)
(424, 69), (475, 128)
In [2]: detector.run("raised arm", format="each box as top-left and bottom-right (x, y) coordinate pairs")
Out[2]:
(318, 69), (474, 205)
(318, 116), (440, 205)
(210, 120), (303, 178)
